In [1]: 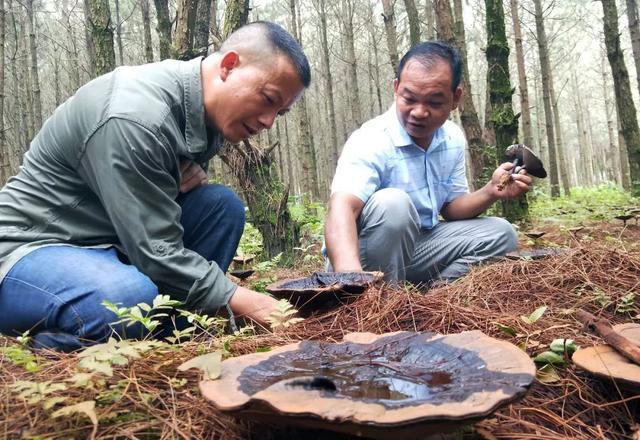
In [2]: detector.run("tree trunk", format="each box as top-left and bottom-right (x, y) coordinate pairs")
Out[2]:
(549, 70), (570, 194)
(627, 0), (640, 97)
(173, 0), (199, 60)
(313, 0), (339, 166)
(82, 0), (97, 78)
(0, 0), (7, 185)
(342, 0), (362, 129)
(571, 69), (594, 186)
(602, 51), (622, 184)
(114, 0), (123, 65)
(403, 0), (421, 47)
(140, 0), (154, 62)
(217, 0), (300, 260)
(84, 0), (116, 76)
(601, 0), (640, 193)
(62, 0), (81, 90)
(368, 1), (383, 115)
(509, 0), (533, 148)
(533, 0), (560, 197)
(153, 0), (171, 60)
(381, 0), (399, 76)
(485, 0), (528, 222)
(210, 0), (219, 46)
(194, 0), (212, 56)
(424, 0), (435, 40)
(25, 0), (41, 132)
(21, 26), (34, 143)
(437, 0), (487, 190)
(289, 0), (319, 199)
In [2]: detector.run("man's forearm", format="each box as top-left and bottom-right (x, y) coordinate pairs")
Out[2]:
(325, 212), (362, 271)
(442, 184), (497, 220)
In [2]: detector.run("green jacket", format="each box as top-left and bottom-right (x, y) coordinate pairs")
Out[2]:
(0, 57), (237, 311)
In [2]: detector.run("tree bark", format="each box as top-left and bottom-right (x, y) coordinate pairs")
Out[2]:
(601, 0), (640, 193)
(601, 50), (623, 185)
(114, 0), (123, 65)
(313, 0), (339, 166)
(140, 0), (154, 62)
(84, 0), (116, 76)
(153, 0), (171, 60)
(485, 0), (528, 222)
(342, 0), (362, 129)
(381, 0), (399, 76)
(194, 0), (212, 56)
(217, 0), (300, 260)
(289, 0), (319, 199)
(509, 0), (533, 149)
(403, 0), (421, 47)
(549, 70), (570, 194)
(0, 0), (7, 185)
(424, 0), (435, 40)
(173, 0), (199, 60)
(626, 0), (640, 97)
(441, 0), (488, 190)
(533, 0), (560, 197)
(24, 0), (40, 132)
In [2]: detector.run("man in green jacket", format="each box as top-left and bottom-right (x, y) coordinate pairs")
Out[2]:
(0, 21), (309, 351)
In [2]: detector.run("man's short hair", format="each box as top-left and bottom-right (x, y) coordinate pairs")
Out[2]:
(220, 21), (311, 88)
(396, 41), (462, 91)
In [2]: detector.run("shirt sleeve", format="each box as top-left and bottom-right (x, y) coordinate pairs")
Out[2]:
(330, 128), (385, 203)
(77, 118), (237, 312)
(445, 134), (470, 203)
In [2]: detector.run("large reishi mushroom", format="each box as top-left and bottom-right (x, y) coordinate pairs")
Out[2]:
(505, 144), (547, 178)
(572, 323), (640, 390)
(200, 331), (536, 439)
(266, 271), (383, 311)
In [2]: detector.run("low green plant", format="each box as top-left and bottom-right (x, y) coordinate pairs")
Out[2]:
(615, 291), (637, 315)
(266, 299), (304, 330)
(102, 294), (182, 334)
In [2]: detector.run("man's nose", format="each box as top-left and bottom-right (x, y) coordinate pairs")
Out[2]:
(411, 104), (429, 119)
(258, 111), (278, 130)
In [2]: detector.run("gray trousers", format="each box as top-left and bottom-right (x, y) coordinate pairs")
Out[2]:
(348, 188), (518, 284)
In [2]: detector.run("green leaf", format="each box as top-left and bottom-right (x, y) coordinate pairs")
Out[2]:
(43, 396), (67, 410)
(493, 322), (517, 337)
(549, 339), (578, 356)
(178, 351), (222, 380)
(52, 400), (98, 427)
(78, 358), (114, 377)
(255, 347), (272, 353)
(521, 306), (548, 325)
(66, 373), (95, 388)
(534, 351), (565, 365)
(536, 364), (561, 384)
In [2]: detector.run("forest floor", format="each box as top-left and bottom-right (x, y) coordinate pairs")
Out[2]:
(2, 188), (640, 439)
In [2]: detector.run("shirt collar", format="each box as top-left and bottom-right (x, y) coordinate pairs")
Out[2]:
(384, 104), (446, 152)
(181, 57), (221, 155)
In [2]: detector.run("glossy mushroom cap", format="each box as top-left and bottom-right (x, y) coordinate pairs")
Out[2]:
(505, 144), (548, 178)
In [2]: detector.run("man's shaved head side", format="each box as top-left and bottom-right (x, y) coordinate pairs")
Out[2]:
(218, 21), (311, 88)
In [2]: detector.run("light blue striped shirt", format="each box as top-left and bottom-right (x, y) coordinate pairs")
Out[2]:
(331, 105), (469, 230)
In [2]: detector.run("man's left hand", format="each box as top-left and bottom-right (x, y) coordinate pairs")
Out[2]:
(179, 159), (209, 193)
(490, 162), (533, 199)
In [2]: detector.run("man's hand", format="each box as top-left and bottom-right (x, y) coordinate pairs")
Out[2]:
(179, 159), (209, 193)
(489, 162), (533, 199)
(228, 285), (281, 327)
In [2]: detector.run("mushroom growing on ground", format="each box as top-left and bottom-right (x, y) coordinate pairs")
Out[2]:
(200, 331), (536, 439)
(497, 144), (547, 191)
(573, 323), (640, 391)
(614, 214), (635, 227)
(266, 271), (383, 312)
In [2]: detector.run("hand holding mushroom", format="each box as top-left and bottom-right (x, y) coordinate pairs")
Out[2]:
(490, 144), (547, 199)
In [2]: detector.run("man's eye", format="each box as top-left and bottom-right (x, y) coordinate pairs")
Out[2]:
(264, 94), (275, 104)
(403, 97), (415, 104)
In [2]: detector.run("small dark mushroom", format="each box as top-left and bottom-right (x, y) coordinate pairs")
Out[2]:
(505, 144), (548, 178)
(524, 231), (546, 240)
(230, 269), (255, 280)
(233, 254), (255, 266)
(615, 214), (635, 227)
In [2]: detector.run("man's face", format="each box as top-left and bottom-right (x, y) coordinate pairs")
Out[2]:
(204, 53), (305, 143)
(393, 58), (462, 149)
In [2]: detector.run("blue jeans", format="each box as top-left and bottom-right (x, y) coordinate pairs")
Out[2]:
(0, 184), (245, 351)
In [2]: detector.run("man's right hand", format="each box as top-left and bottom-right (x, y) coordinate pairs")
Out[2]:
(324, 192), (365, 272)
(228, 285), (280, 327)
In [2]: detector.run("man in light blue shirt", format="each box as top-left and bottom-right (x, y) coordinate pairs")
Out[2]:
(324, 41), (531, 284)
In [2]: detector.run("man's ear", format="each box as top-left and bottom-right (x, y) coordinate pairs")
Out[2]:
(219, 51), (240, 81)
(393, 78), (399, 98)
(452, 86), (463, 110)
